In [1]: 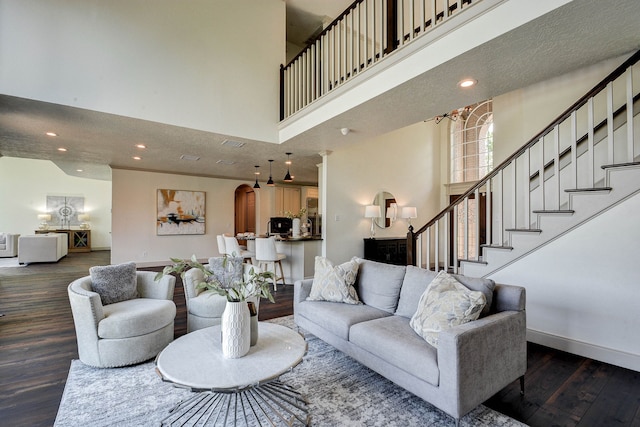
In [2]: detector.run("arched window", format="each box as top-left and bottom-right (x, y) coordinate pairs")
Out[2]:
(448, 100), (493, 260)
(450, 100), (493, 183)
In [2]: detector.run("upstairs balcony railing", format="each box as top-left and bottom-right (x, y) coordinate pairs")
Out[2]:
(407, 50), (640, 272)
(280, 0), (477, 120)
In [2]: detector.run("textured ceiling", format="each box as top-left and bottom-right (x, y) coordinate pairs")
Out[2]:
(1, 0), (639, 185)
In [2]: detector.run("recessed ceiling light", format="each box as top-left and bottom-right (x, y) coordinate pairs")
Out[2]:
(180, 154), (200, 161)
(76, 169), (83, 172)
(458, 78), (477, 88)
(135, 144), (146, 149)
(46, 132), (57, 137)
(216, 159), (236, 165)
(132, 156), (142, 160)
(221, 139), (245, 148)
(57, 147), (67, 152)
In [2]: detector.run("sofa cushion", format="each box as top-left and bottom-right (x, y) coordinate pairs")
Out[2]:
(0, 234), (6, 245)
(98, 298), (176, 339)
(188, 290), (227, 317)
(207, 256), (244, 286)
(90, 262), (138, 305)
(307, 256), (361, 304)
(354, 258), (406, 313)
(452, 273), (495, 317)
(350, 316), (440, 387)
(410, 271), (486, 347)
(296, 300), (390, 340)
(395, 266), (439, 318)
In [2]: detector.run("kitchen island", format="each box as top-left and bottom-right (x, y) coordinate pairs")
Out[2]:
(244, 236), (321, 285)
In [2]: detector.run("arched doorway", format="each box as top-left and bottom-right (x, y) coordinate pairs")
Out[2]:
(234, 185), (256, 236)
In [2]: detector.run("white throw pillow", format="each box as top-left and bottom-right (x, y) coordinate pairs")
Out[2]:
(410, 270), (486, 347)
(307, 256), (361, 304)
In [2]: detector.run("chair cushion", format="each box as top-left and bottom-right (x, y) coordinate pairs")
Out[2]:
(98, 298), (176, 339)
(188, 290), (228, 317)
(350, 316), (440, 387)
(410, 271), (486, 348)
(307, 256), (361, 304)
(89, 262), (138, 305)
(354, 258), (406, 314)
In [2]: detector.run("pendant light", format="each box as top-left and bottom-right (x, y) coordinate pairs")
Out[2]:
(253, 165), (260, 189)
(283, 152), (293, 182)
(267, 159), (275, 186)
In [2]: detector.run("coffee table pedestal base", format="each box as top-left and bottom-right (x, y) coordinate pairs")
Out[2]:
(162, 380), (309, 426)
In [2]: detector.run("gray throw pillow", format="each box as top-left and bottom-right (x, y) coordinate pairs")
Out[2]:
(354, 258), (406, 313)
(89, 262), (138, 305)
(207, 257), (244, 287)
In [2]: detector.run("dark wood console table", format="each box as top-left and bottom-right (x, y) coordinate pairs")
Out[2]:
(35, 229), (91, 252)
(363, 237), (407, 265)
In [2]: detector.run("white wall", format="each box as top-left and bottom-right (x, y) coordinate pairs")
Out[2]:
(490, 192), (640, 371)
(111, 168), (280, 266)
(0, 157), (112, 249)
(0, 0), (285, 143)
(324, 121), (442, 263)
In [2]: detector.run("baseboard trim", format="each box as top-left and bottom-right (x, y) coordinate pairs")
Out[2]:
(527, 329), (640, 372)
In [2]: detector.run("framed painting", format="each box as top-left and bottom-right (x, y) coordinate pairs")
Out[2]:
(47, 196), (84, 229)
(157, 189), (205, 235)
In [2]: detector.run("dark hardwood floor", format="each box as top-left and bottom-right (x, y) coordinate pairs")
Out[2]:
(1, 251), (639, 426)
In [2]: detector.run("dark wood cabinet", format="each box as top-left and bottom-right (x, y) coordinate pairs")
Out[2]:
(363, 237), (407, 265)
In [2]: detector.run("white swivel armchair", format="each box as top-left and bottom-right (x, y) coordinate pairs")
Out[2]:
(0, 233), (19, 257)
(223, 235), (254, 264)
(68, 271), (176, 368)
(255, 237), (286, 291)
(182, 258), (261, 332)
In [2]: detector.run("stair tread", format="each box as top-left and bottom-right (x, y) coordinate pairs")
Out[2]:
(532, 209), (575, 214)
(458, 258), (487, 265)
(505, 228), (542, 233)
(565, 187), (612, 193)
(481, 244), (514, 250)
(601, 161), (640, 169)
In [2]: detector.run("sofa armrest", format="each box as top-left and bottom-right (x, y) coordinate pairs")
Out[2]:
(138, 271), (176, 300)
(437, 310), (527, 415)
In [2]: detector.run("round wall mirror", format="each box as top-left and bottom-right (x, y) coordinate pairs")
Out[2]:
(372, 191), (397, 229)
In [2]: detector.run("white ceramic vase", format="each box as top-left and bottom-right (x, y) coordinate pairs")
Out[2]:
(292, 218), (301, 237)
(220, 301), (250, 359)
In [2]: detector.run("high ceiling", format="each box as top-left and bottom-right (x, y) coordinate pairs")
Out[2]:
(1, 0), (639, 185)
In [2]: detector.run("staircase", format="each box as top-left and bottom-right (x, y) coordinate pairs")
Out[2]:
(408, 51), (640, 277)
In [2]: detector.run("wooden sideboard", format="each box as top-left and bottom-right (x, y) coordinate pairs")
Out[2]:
(35, 229), (91, 253)
(363, 237), (407, 265)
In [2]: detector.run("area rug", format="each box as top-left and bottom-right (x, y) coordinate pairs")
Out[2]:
(0, 257), (22, 268)
(55, 316), (526, 426)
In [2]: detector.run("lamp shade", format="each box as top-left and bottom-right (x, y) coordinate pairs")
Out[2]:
(78, 214), (90, 222)
(364, 205), (381, 218)
(401, 206), (417, 219)
(38, 214), (51, 221)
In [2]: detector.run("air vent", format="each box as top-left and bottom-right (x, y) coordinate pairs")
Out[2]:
(216, 159), (236, 165)
(180, 154), (200, 161)
(221, 139), (245, 148)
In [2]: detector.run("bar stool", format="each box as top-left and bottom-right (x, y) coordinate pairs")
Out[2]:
(255, 237), (286, 291)
(216, 235), (227, 256)
(223, 235), (254, 264)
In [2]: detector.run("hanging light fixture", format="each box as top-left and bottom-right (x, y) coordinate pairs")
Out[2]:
(283, 152), (293, 182)
(267, 159), (275, 186)
(253, 165), (261, 189)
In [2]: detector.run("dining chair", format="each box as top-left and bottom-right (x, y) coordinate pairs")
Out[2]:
(254, 237), (286, 291)
(216, 235), (227, 256)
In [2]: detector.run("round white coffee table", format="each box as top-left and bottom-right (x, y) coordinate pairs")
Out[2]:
(156, 322), (308, 426)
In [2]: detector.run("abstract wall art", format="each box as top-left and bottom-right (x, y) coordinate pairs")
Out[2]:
(47, 196), (84, 229)
(157, 189), (205, 235)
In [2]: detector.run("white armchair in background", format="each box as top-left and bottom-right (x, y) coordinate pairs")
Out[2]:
(0, 233), (19, 257)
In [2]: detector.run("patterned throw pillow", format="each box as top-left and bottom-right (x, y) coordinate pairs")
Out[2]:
(207, 257), (244, 287)
(307, 256), (361, 304)
(89, 262), (138, 305)
(409, 270), (486, 347)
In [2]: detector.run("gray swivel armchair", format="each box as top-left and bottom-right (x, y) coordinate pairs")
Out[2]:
(68, 271), (176, 368)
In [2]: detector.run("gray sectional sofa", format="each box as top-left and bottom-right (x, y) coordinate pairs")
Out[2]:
(294, 258), (526, 425)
